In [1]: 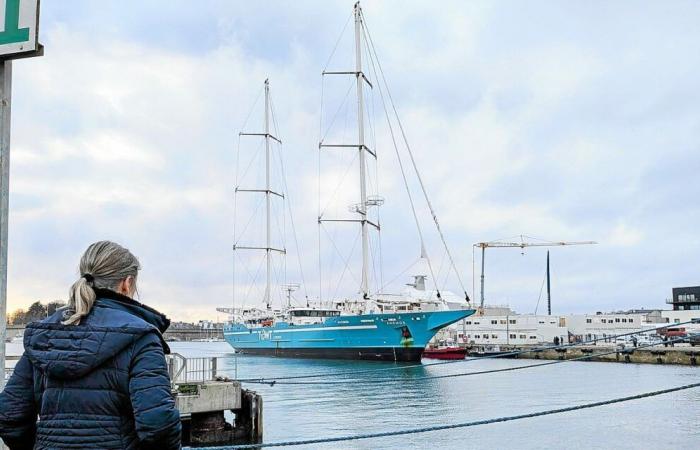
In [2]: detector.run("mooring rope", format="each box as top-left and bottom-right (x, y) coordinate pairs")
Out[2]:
(230, 320), (695, 384)
(184, 381), (700, 449)
(236, 335), (691, 386)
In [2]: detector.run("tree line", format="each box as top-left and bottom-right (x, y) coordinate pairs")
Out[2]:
(7, 301), (66, 325)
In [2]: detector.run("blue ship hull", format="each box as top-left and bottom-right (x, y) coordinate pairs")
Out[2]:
(223, 309), (475, 361)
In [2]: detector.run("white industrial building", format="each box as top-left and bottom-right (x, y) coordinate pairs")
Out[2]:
(563, 311), (661, 342)
(661, 310), (700, 332)
(448, 307), (690, 346)
(451, 307), (567, 346)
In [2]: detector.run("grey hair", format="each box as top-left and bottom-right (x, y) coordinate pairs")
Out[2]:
(63, 241), (141, 325)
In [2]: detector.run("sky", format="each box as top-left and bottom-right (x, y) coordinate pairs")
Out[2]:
(5, 0), (700, 321)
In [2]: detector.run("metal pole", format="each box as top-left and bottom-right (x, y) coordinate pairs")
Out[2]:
(546, 250), (551, 315)
(354, 2), (369, 299)
(0, 60), (12, 392)
(264, 79), (271, 309)
(479, 245), (485, 309)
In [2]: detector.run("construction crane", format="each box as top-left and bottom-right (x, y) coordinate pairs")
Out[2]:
(473, 235), (597, 314)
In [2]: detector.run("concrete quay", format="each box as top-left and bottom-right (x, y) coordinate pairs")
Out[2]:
(516, 345), (699, 366)
(167, 354), (263, 447)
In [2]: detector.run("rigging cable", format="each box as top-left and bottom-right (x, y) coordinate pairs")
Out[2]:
(362, 12), (469, 302)
(185, 381), (700, 449)
(360, 21), (442, 299)
(534, 264), (547, 315)
(269, 95), (309, 301)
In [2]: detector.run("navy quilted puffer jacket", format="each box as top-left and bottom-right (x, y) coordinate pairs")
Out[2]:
(0, 288), (181, 450)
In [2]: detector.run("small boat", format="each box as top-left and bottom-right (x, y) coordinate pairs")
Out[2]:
(423, 346), (467, 360)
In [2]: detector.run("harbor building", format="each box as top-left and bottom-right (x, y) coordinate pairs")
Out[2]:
(564, 311), (661, 342)
(452, 307), (567, 346)
(449, 308), (675, 346)
(668, 286), (700, 311)
(661, 310), (700, 332)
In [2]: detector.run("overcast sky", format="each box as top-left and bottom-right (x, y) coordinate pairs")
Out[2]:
(6, 1), (699, 320)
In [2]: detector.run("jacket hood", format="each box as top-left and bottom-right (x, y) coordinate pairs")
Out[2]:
(24, 289), (172, 380)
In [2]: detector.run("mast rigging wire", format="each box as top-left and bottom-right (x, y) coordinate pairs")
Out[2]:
(360, 22), (442, 298)
(269, 95), (309, 301)
(362, 12), (470, 302)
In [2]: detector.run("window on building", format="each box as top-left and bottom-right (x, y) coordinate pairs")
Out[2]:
(629, 319), (634, 323)
(465, 321), (471, 325)
(475, 335), (481, 339)
(538, 321), (545, 324)
(500, 320), (507, 325)
(509, 319), (516, 325)
(586, 318), (592, 323)
(491, 320), (498, 325)
(622, 318), (627, 323)
(674, 319), (681, 323)
(615, 318), (620, 323)
(519, 334), (527, 339)
(509, 334), (516, 339)
(491, 334), (498, 339)
(474, 321), (480, 325)
(530, 336), (537, 339)
(601, 319), (606, 323)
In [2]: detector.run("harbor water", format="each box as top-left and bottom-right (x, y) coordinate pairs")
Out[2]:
(6, 341), (699, 449)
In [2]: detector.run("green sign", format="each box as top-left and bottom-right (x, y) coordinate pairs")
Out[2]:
(0, 0), (39, 58)
(0, 0), (30, 45)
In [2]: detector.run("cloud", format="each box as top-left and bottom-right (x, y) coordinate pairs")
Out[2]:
(5, 1), (700, 319)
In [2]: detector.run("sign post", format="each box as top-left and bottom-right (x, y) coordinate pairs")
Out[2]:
(0, 0), (41, 399)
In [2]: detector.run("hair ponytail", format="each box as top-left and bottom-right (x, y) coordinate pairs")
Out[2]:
(63, 276), (97, 325)
(62, 241), (141, 325)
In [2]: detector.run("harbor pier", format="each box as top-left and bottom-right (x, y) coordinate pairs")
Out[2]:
(517, 345), (699, 366)
(167, 353), (263, 447)
(168, 354), (263, 447)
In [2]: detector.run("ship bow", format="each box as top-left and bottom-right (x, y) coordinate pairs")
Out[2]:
(426, 309), (476, 331)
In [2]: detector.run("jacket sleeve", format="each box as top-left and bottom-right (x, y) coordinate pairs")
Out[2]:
(129, 332), (181, 450)
(0, 355), (37, 450)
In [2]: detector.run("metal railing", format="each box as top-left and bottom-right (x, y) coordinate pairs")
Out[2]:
(3, 355), (19, 382)
(4, 353), (231, 387)
(167, 353), (232, 386)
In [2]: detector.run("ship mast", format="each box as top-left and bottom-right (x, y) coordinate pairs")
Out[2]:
(319, 2), (381, 302)
(354, 2), (370, 299)
(236, 79), (286, 310)
(264, 79), (272, 307)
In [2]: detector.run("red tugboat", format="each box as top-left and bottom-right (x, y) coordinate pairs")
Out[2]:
(423, 340), (467, 360)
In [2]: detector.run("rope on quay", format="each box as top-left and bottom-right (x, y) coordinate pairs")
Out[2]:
(237, 336), (690, 386)
(231, 321), (696, 384)
(185, 381), (700, 449)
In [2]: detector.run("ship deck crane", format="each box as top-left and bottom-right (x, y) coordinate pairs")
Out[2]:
(473, 235), (596, 314)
